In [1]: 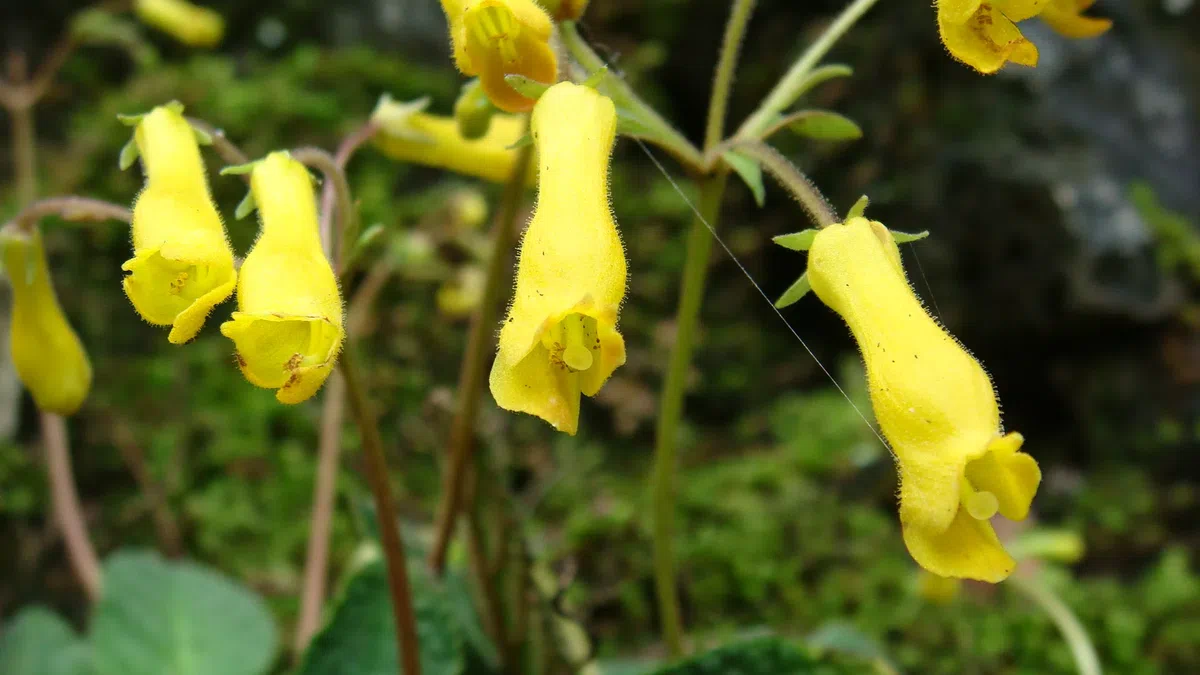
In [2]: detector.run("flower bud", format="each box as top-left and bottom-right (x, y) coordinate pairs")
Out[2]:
(488, 82), (626, 435)
(122, 103), (237, 344)
(807, 217), (1040, 582)
(220, 152), (344, 404)
(1, 227), (92, 415)
(134, 0), (224, 48)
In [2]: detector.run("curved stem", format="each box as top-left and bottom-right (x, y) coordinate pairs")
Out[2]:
(703, 0), (758, 158)
(294, 370), (346, 656)
(652, 172), (729, 657)
(42, 412), (101, 601)
(319, 121), (380, 264)
(6, 196), (132, 233)
(736, 0), (881, 140)
(187, 117), (249, 167)
(339, 352), (422, 675)
(730, 140), (837, 226)
(428, 138), (535, 575)
(1009, 574), (1102, 675)
(291, 147), (359, 278)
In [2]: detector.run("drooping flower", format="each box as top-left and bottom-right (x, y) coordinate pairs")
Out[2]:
(488, 82), (626, 435)
(122, 103), (237, 344)
(1, 226), (92, 415)
(133, 0), (224, 48)
(806, 217), (1040, 582)
(220, 152), (343, 404)
(439, 0), (558, 112)
(936, 0), (1110, 74)
(371, 95), (535, 184)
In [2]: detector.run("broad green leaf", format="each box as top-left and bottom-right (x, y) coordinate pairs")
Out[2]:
(889, 229), (929, 243)
(788, 111), (863, 141)
(775, 272), (811, 309)
(0, 607), (90, 675)
(649, 636), (819, 674)
(846, 195), (869, 220)
(722, 151), (765, 207)
(91, 550), (277, 675)
(296, 559), (469, 675)
(772, 229), (818, 251)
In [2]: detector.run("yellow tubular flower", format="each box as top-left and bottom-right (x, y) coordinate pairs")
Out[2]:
(1, 227), (92, 416)
(937, 0), (1109, 74)
(220, 152), (343, 404)
(123, 104), (236, 344)
(372, 98), (536, 184)
(442, 0), (557, 113)
(134, 0), (224, 48)
(536, 0), (590, 21)
(806, 217), (1040, 582)
(488, 82), (626, 435)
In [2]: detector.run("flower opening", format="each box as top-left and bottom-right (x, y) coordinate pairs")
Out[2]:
(441, 0), (557, 112)
(936, 0), (1110, 74)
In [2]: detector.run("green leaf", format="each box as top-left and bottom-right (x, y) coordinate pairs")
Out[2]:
(788, 110), (863, 141)
(91, 550), (277, 675)
(234, 191), (257, 220)
(722, 151), (765, 207)
(0, 607), (91, 675)
(296, 559), (469, 675)
(794, 64), (853, 98)
(118, 139), (139, 171)
(649, 636), (819, 674)
(889, 229), (929, 243)
(503, 74), (551, 101)
(845, 195), (869, 220)
(772, 229), (818, 251)
(774, 272), (811, 309)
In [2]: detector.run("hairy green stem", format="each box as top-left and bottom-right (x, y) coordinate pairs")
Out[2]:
(339, 352), (422, 675)
(428, 140), (535, 575)
(731, 140), (837, 226)
(703, 0), (758, 158)
(1010, 574), (1102, 675)
(652, 172), (728, 657)
(736, 0), (881, 140)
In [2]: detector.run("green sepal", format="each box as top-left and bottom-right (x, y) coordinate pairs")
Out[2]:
(890, 229), (929, 243)
(846, 195), (869, 220)
(772, 229), (818, 251)
(505, 134), (534, 150)
(118, 138), (140, 171)
(220, 161), (258, 177)
(191, 125), (213, 146)
(503, 74), (551, 101)
(581, 66), (609, 90)
(723, 150), (765, 207)
(775, 271), (811, 308)
(116, 100), (183, 127)
(234, 191), (256, 220)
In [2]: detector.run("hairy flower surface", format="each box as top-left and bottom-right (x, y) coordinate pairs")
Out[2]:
(489, 82), (626, 435)
(440, 0), (557, 112)
(134, 0), (224, 47)
(937, 0), (1110, 73)
(220, 152), (343, 404)
(807, 217), (1040, 582)
(123, 104), (236, 344)
(1, 227), (92, 415)
(372, 97), (535, 184)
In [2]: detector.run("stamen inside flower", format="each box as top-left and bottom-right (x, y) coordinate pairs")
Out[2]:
(541, 312), (600, 373)
(961, 480), (1000, 521)
(468, 5), (520, 64)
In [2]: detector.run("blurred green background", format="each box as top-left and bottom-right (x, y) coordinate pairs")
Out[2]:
(1, 0), (1198, 673)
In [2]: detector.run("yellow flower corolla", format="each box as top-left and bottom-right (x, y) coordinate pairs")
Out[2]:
(439, 0), (558, 112)
(489, 82), (626, 435)
(220, 152), (343, 404)
(372, 96), (535, 185)
(937, 0), (1110, 74)
(537, 0), (590, 21)
(807, 217), (1041, 582)
(123, 104), (236, 344)
(1, 227), (92, 415)
(134, 0), (224, 48)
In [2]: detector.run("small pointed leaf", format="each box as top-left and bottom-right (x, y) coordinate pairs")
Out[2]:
(191, 126), (213, 146)
(582, 66), (609, 89)
(503, 74), (551, 101)
(772, 229), (818, 251)
(846, 195), (869, 220)
(775, 272), (811, 308)
(890, 229), (929, 243)
(788, 110), (862, 141)
(723, 150), (765, 207)
(234, 192), (256, 220)
(116, 112), (145, 127)
(119, 139), (140, 171)
(505, 134), (534, 150)
(220, 162), (258, 176)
